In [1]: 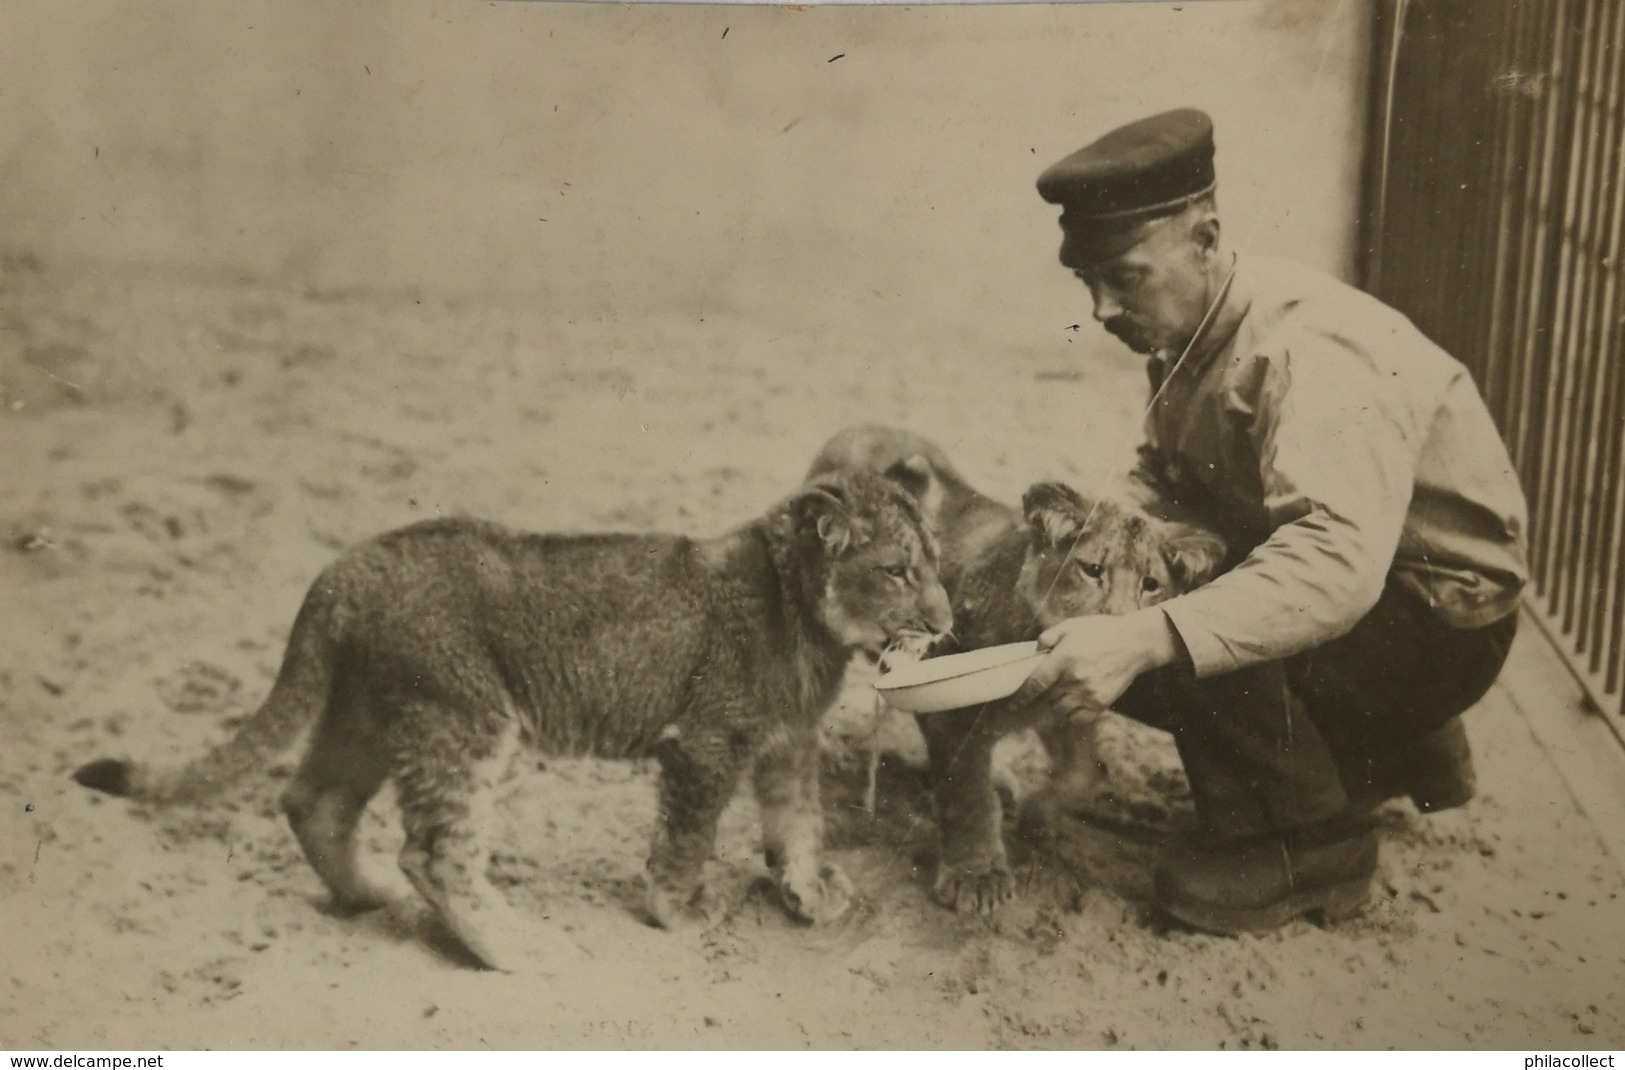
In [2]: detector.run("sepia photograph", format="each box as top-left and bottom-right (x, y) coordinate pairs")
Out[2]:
(3, 0), (1624, 1052)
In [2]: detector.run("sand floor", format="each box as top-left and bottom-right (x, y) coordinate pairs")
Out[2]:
(3, 261), (1623, 1050)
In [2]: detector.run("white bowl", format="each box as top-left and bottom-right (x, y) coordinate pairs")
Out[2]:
(873, 641), (1047, 714)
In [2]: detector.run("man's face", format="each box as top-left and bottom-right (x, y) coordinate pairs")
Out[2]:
(1069, 212), (1216, 356)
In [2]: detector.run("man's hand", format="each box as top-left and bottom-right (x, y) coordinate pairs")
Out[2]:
(1010, 609), (1183, 714)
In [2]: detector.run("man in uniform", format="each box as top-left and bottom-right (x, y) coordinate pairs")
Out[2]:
(1014, 108), (1529, 933)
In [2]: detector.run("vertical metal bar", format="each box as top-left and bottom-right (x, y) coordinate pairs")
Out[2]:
(1575, 0), (1625, 654)
(1605, 295), (1625, 698)
(1498, 0), (1550, 453)
(1412, 1), (1449, 347)
(1588, 298), (1625, 679)
(1508, 0), (1573, 562)
(1588, 0), (1625, 701)
(1361, 0), (1409, 297)
(1538, 1), (1594, 607)
(1553, 0), (1607, 633)
(1450, 0), (1493, 371)
(1462, 0), (1512, 390)
(1605, 297), (1625, 698)
(1480, 0), (1528, 419)
(1524, 0), (1581, 599)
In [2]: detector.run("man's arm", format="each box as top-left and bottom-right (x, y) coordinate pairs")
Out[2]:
(1018, 337), (1420, 711)
(1156, 343), (1418, 677)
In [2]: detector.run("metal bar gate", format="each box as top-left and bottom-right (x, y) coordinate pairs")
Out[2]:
(1365, 0), (1625, 734)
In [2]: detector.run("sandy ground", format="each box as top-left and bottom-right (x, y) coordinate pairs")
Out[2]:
(3, 258), (1624, 1051)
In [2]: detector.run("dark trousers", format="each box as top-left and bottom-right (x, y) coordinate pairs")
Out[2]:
(1114, 578), (1519, 837)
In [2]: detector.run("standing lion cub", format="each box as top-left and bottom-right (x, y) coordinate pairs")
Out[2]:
(74, 469), (952, 971)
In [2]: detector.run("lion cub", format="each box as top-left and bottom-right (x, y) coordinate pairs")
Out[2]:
(808, 425), (1224, 914)
(74, 469), (952, 971)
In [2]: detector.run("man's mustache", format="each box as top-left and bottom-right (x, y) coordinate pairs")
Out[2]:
(1104, 317), (1139, 341)
(1102, 316), (1158, 354)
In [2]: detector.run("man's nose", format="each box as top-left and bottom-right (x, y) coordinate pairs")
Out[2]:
(1091, 288), (1123, 323)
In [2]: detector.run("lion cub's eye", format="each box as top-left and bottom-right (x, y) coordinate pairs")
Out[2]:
(1075, 561), (1105, 580)
(879, 564), (911, 583)
(1142, 576), (1162, 593)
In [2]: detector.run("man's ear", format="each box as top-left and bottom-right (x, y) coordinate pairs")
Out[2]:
(1191, 211), (1221, 258)
(1021, 482), (1090, 548)
(881, 454), (944, 519)
(1160, 522), (1227, 589)
(795, 479), (856, 556)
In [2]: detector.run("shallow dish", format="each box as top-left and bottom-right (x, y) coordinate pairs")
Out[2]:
(873, 641), (1046, 714)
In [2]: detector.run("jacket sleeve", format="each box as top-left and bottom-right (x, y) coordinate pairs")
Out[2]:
(1157, 342), (1418, 677)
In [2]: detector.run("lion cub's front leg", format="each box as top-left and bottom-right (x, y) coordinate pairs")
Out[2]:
(918, 707), (1016, 914)
(1018, 712), (1107, 839)
(753, 725), (854, 925)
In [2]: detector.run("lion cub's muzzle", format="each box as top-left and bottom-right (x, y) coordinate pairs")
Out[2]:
(897, 582), (953, 654)
(869, 587), (951, 666)
(917, 583), (953, 640)
(867, 626), (948, 665)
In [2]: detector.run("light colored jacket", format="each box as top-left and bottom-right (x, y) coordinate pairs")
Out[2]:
(1130, 253), (1529, 678)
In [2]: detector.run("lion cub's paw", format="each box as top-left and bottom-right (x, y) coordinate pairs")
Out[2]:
(934, 863), (1018, 916)
(778, 862), (856, 925)
(642, 873), (713, 931)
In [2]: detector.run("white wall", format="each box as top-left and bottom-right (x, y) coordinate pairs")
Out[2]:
(1, 0), (1372, 337)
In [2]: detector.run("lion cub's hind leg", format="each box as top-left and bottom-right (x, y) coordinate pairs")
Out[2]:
(643, 719), (758, 930)
(280, 694), (397, 914)
(391, 709), (557, 973)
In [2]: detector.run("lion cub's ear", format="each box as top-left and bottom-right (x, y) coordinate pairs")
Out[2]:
(1021, 481), (1092, 548)
(880, 454), (944, 520)
(1160, 522), (1228, 590)
(796, 479), (860, 556)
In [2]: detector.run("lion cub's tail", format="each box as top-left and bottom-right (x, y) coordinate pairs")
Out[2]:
(73, 586), (340, 805)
